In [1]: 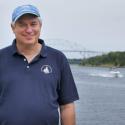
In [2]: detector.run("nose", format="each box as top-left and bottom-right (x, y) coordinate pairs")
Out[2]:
(25, 26), (33, 34)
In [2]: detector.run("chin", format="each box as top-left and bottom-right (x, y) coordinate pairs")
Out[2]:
(23, 38), (36, 44)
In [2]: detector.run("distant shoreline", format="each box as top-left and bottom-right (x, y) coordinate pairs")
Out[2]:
(70, 63), (125, 69)
(68, 51), (125, 68)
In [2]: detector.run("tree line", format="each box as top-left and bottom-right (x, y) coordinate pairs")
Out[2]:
(81, 51), (125, 67)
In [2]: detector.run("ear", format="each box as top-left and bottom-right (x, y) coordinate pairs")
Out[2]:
(40, 21), (42, 28)
(11, 23), (15, 33)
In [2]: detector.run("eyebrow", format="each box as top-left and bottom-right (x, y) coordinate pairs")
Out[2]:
(17, 19), (38, 24)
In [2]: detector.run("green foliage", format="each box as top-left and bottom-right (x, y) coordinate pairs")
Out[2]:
(82, 51), (125, 67)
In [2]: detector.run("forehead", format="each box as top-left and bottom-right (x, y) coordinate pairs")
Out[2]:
(16, 14), (39, 23)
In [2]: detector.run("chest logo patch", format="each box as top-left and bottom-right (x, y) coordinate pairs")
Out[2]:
(41, 65), (52, 74)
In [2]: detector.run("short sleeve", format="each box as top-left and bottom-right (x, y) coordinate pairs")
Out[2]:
(57, 55), (79, 105)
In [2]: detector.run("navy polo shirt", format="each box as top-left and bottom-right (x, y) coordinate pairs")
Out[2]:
(0, 39), (79, 125)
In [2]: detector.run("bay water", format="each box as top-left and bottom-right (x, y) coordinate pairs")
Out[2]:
(71, 65), (125, 125)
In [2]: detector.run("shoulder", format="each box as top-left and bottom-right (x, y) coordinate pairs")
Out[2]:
(0, 45), (12, 68)
(46, 45), (68, 60)
(0, 45), (12, 57)
(45, 45), (70, 70)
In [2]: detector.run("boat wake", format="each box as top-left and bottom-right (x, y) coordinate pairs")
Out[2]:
(90, 71), (123, 78)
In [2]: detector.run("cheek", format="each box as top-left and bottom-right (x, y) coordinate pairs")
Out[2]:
(14, 29), (23, 35)
(34, 29), (41, 35)
(15, 32), (22, 37)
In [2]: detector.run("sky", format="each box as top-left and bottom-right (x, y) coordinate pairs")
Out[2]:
(0, 0), (125, 53)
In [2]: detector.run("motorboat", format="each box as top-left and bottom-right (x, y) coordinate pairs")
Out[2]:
(109, 71), (121, 78)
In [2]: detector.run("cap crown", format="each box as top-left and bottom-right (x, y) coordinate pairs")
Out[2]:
(12, 5), (40, 23)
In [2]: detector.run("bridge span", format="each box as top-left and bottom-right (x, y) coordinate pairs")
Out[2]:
(60, 49), (106, 59)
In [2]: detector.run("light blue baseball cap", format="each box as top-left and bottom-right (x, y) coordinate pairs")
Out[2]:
(12, 5), (41, 23)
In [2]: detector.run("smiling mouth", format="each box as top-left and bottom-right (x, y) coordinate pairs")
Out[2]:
(24, 35), (33, 39)
(26, 37), (33, 40)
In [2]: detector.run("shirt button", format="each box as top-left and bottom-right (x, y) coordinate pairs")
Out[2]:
(24, 58), (27, 61)
(27, 66), (30, 69)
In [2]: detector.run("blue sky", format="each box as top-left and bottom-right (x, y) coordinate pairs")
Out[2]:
(0, 0), (125, 52)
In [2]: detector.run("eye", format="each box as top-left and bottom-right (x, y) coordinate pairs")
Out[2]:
(31, 22), (38, 26)
(18, 22), (26, 27)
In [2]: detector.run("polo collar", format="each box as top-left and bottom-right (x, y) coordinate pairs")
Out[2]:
(11, 39), (47, 58)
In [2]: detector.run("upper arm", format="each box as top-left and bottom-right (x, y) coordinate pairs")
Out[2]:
(60, 102), (76, 125)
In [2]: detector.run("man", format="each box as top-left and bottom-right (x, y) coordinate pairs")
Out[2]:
(0, 5), (79, 125)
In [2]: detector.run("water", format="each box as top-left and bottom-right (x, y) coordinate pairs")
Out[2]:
(70, 65), (125, 125)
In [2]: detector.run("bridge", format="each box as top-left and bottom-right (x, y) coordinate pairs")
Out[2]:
(45, 39), (106, 59)
(60, 49), (105, 59)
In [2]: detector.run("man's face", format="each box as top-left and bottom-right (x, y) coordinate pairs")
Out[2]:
(11, 14), (42, 46)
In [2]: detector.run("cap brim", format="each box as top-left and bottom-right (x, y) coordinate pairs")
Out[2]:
(13, 11), (39, 23)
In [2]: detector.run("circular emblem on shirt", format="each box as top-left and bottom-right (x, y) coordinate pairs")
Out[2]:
(41, 65), (52, 74)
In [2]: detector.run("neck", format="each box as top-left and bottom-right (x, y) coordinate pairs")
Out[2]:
(16, 41), (42, 56)
(16, 41), (42, 63)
